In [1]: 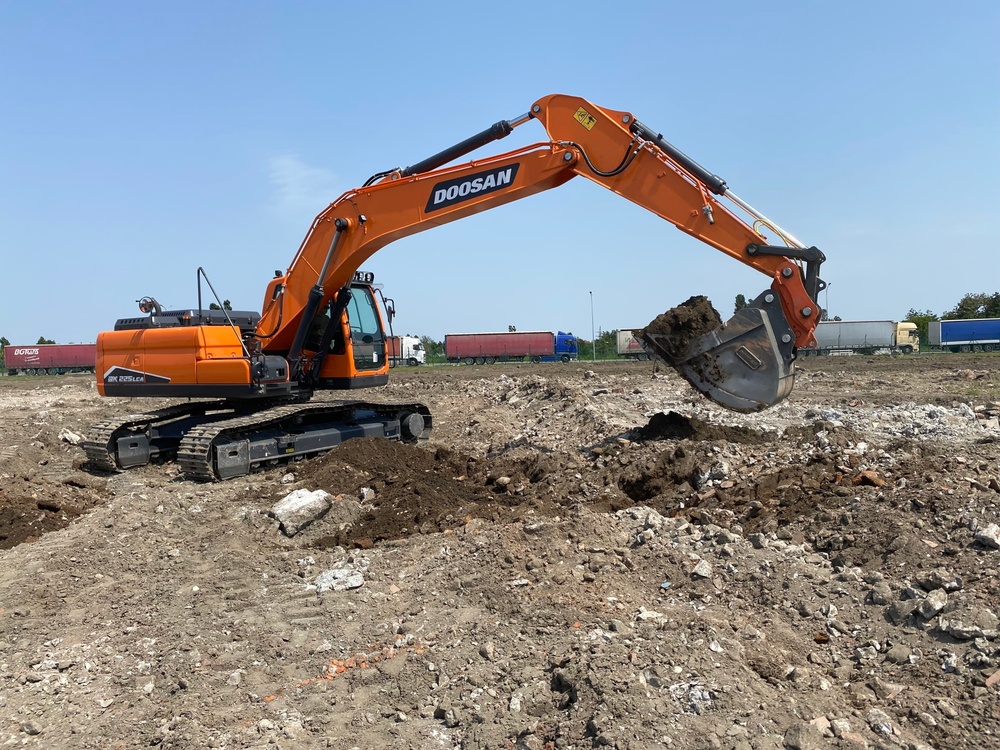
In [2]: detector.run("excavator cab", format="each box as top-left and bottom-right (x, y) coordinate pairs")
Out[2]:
(297, 276), (392, 389)
(344, 284), (388, 373)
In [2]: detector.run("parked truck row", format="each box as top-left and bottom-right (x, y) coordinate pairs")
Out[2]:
(618, 320), (920, 360)
(3, 343), (97, 375)
(445, 331), (578, 364)
(8, 318), (996, 376)
(616, 329), (651, 360)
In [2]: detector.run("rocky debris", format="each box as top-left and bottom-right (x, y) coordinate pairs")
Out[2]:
(0, 356), (998, 749)
(57, 427), (84, 445)
(314, 558), (368, 592)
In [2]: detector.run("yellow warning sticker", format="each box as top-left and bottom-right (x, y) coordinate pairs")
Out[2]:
(573, 107), (597, 130)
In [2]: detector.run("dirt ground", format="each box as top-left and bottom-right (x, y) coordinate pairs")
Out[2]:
(1, 354), (999, 749)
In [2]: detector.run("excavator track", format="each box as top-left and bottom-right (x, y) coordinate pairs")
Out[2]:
(83, 401), (233, 472)
(84, 399), (431, 481)
(174, 400), (432, 482)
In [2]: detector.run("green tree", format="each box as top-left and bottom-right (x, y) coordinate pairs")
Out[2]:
(987, 293), (1000, 318)
(37, 336), (55, 345)
(578, 331), (617, 360)
(595, 330), (616, 359)
(209, 299), (233, 311)
(0, 336), (8, 369)
(904, 308), (938, 350)
(734, 294), (748, 314)
(943, 292), (1000, 320)
(420, 336), (445, 362)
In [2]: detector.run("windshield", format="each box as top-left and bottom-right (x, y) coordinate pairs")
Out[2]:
(346, 285), (384, 371)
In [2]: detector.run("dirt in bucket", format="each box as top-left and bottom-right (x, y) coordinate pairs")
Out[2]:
(637, 295), (722, 359)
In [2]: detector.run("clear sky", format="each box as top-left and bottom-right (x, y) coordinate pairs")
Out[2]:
(2, 1), (998, 346)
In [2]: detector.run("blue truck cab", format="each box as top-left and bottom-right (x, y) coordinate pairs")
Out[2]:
(552, 331), (578, 362)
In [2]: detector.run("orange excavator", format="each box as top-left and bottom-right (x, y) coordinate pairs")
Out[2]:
(84, 94), (826, 481)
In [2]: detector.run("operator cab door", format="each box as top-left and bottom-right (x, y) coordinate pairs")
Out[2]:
(310, 282), (390, 388)
(345, 284), (386, 372)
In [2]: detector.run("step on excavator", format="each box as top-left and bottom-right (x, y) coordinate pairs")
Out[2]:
(83, 94), (826, 481)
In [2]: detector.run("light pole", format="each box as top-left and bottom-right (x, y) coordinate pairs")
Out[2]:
(824, 282), (831, 319)
(590, 291), (595, 361)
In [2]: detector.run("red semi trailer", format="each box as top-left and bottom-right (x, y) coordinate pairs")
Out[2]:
(4, 343), (97, 375)
(444, 331), (578, 364)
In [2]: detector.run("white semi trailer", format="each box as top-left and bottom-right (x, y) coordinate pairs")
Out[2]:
(807, 320), (919, 355)
(616, 329), (651, 360)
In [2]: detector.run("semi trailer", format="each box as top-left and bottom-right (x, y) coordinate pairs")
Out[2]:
(4, 343), (97, 375)
(803, 320), (919, 355)
(928, 318), (1000, 353)
(616, 329), (651, 360)
(387, 335), (426, 366)
(445, 331), (578, 364)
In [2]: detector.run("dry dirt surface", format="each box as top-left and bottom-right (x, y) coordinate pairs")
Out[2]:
(2, 355), (1000, 750)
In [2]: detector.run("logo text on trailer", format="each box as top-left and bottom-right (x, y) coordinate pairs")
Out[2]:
(426, 165), (520, 213)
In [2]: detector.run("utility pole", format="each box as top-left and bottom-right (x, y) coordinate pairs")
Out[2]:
(590, 291), (595, 362)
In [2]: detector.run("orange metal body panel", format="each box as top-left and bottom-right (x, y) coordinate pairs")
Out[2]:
(97, 326), (251, 395)
(315, 350), (370, 381)
(196, 358), (252, 384)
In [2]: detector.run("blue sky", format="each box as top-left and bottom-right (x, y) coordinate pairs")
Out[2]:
(2, 1), (998, 346)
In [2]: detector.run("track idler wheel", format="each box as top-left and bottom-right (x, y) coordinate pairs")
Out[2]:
(398, 410), (428, 441)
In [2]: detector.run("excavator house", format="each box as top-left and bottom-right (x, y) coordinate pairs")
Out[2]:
(85, 94), (826, 481)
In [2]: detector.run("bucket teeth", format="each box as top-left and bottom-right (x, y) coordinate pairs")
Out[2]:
(640, 291), (797, 412)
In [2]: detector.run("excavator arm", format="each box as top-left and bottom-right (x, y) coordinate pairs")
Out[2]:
(259, 93), (825, 411)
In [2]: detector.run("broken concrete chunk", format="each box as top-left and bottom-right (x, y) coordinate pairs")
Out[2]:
(974, 523), (1000, 550)
(270, 488), (332, 536)
(315, 566), (365, 592)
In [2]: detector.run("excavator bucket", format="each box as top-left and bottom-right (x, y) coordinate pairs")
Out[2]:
(639, 291), (797, 413)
